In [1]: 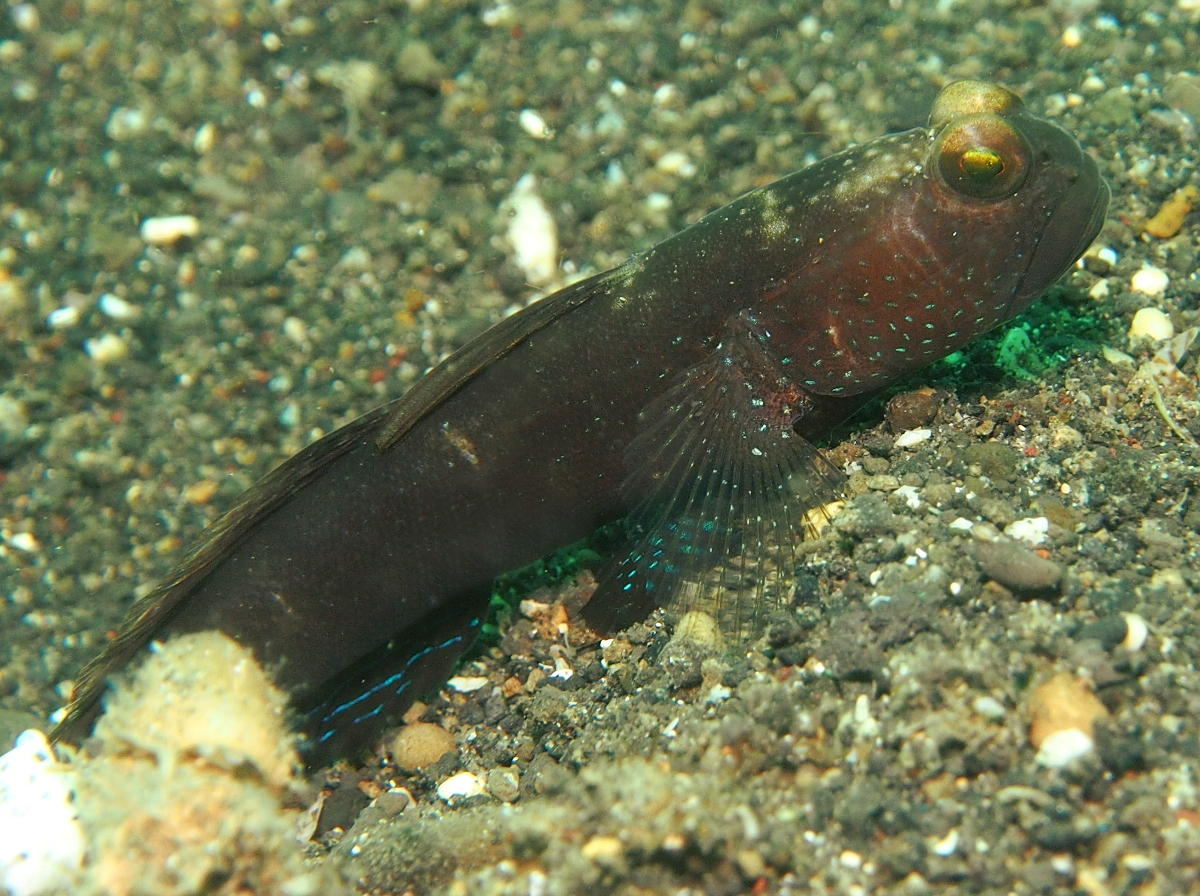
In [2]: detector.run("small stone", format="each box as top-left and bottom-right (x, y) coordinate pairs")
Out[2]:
(1130, 264), (1169, 298)
(504, 174), (558, 287)
(1028, 671), (1108, 753)
(84, 333), (128, 364)
(894, 428), (932, 448)
(183, 479), (218, 505)
(582, 835), (624, 868)
(886, 389), (941, 431)
(972, 695), (1007, 721)
(1036, 728), (1095, 767)
(446, 675), (489, 693)
(1120, 613), (1148, 651)
(1143, 185), (1196, 239)
(1128, 307), (1174, 342)
(518, 108), (552, 139)
(139, 214), (200, 245)
(390, 722), (457, 770)
(1050, 424), (1084, 449)
(485, 767), (519, 802)
(98, 293), (139, 321)
(436, 771), (485, 803)
(975, 539), (1062, 596)
(1004, 517), (1049, 546)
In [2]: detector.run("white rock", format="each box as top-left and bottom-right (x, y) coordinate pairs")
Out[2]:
(1121, 613), (1149, 651)
(139, 214), (200, 245)
(894, 428), (932, 448)
(1130, 264), (1169, 298)
(655, 151), (696, 178)
(0, 731), (85, 896)
(1004, 516), (1049, 546)
(932, 829), (959, 857)
(436, 771), (485, 803)
(1128, 307), (1173, 342)
(504, 174), (558, 287)
(446, 675), (489, 693)
(518, 108), (552, 139)
(105, 106), (148, 141)
(99, 293), (139, 321)
(1036, 727), (1095, 767)
(972, 695), (1007, 722)
(84, 333), (128, 364)
(45, 306), (79, 329)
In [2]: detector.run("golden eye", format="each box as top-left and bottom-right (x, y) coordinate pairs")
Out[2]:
(934, 113), (1031, 201)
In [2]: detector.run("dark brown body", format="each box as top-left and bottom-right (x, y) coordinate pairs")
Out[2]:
(53, 82), (1108, 764)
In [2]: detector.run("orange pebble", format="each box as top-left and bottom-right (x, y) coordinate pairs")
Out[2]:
(1028, 671), (1108, 748)
(1144, 185), (1197, 239)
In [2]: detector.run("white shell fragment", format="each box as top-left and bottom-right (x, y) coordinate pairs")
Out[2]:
(894, 428), (932, 448)
(1121, 613), (1149, 651)
(1128, 307), (1174, 342)
(446, 675), (489, 693)
(139, 214), (200, 245)
(98, 293), (139, 321)
(84, 333), (128, 364)
(518, 108), (552, 139)
(1036, 728), (1095, 767)
(1004, 516), (1049, 546)
(504, 174), (558, 287)
(1130, 264), (1169, 298)
(0, 730), (85, 896)
(436, 771), (486, 803)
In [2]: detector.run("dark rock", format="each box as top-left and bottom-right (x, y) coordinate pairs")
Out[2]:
(974, 540), (1063, 597)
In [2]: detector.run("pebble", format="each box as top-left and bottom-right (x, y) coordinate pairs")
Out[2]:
(98, 293), (139, 321)
(655, 151), (697, 178)
(894, 428), (932, 448)
(45, 306), (79, 329)
(1028, 671), (1108, 764)
(1004, 516), (1049, 546)
(1036, 728), (1096, 768)
(1143, 185), (1196, 239)
(84, 333), (128, 364)
(139, 214), (200, 245)
(972, 695), (1007, 722)
(485, 767), (519, 802)
(446, 675), (489, 693)
(504, 174), (558, 287)
(518, 108), (552, 139)
(1121, 613), (1149, 651)
(974, 539), (1062, 596)
(886, 389), (941, 431)
(581, 835), (625, 867)
(105, 106), (148, 141)
(1128, 307), (1174, 342)
(390, 722), (457, 770)
(1129, 264), (1169, 298)
(436, 771), (485, 803)
(0, 730), (86, 896)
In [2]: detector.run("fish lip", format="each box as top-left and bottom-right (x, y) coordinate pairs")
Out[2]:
(1010, 159), (1110, 313)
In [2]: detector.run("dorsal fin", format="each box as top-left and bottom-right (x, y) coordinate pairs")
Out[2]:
(374, 268), (618, 452)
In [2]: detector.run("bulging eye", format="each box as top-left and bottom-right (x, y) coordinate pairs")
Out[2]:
(934, 113), (1031, 200)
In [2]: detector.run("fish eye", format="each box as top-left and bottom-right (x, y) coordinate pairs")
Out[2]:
(934, 114), (1031, 201)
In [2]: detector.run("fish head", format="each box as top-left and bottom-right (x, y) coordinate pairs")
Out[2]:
(764, 79), (1110, 397)
(923, 79), (1110, 319)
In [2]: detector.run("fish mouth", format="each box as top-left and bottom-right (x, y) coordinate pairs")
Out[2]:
(1012, 155), (1110, 309)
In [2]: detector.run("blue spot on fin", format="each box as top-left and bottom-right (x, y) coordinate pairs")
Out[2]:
(585, 312), (845, 637)
(296, 595), (486, 765)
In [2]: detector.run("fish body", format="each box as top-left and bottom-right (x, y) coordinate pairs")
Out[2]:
(53, 81), (1108, 764)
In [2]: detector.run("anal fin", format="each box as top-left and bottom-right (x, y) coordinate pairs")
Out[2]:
(585, 312), (846, 637)
(296, 593), (487, 766)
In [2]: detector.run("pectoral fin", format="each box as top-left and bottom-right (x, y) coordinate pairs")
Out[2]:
(585, 312), (846, 636)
